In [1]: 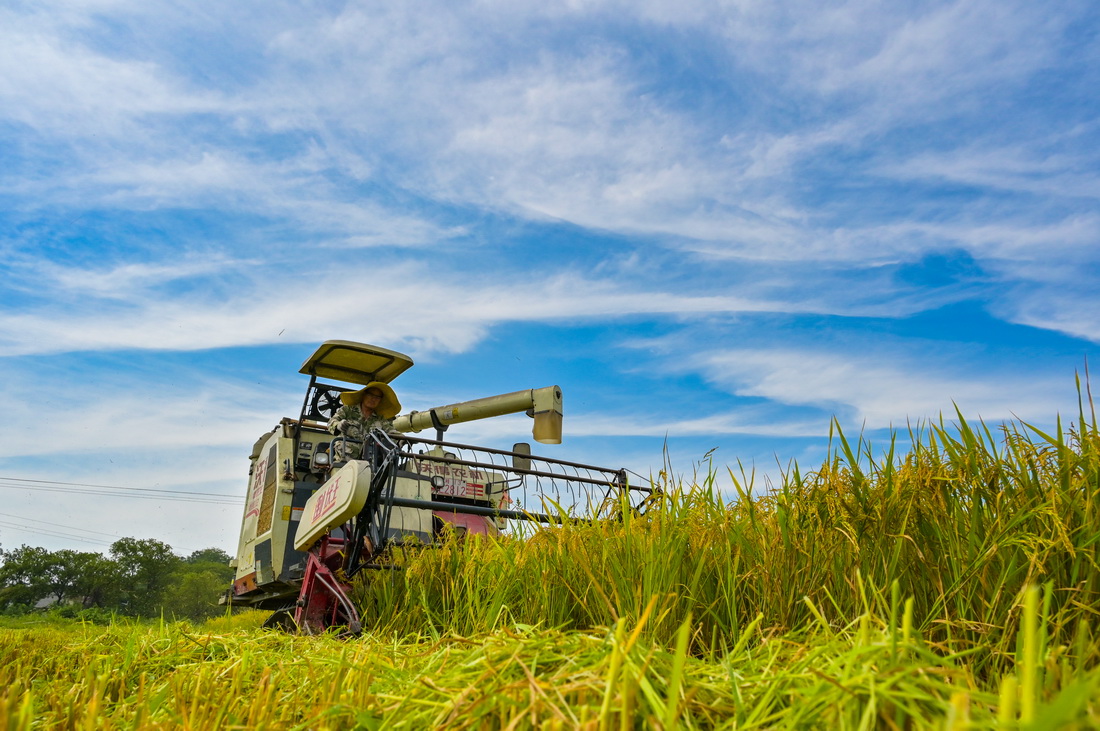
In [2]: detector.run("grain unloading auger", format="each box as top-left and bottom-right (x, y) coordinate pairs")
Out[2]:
(225, 341), (651, 634)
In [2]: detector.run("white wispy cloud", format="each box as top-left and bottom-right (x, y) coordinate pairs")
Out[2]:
(880, 144), (1100, 202)
(1000, 286), (1100, 344)
(1, 0), (1092, 351)
(696, 346), (1075, 429)
(42, 255), (247, 299)
(2, 0), (1091, 273)
(0, 254), (965, 358)
(815, 1), (1063, 107)
(0, 369), (285, 458)
(0, 361), (276, 550)
(0, 8), (225, 137)
(433, 408), (824, 443)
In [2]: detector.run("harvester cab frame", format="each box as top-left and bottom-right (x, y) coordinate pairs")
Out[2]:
(295, 340), (412, 427)
(227, 340), (649, 634)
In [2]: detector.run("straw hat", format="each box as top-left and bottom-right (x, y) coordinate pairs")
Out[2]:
(339, 381), (402, 419)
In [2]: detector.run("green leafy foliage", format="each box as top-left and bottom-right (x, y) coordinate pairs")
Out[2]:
(0, 539), (232, 620)
(109, 537), (181, 615)
(0, 546), (53, 609)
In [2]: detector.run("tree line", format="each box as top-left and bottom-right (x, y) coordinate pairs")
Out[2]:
(0, 538), (235, 621)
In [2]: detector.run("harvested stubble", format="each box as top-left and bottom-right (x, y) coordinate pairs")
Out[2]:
(2, 405), (1099, 728)
(1, 593), (1096, 728)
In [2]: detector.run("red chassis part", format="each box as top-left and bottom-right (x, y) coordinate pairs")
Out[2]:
(293, 535), (362, 635)
(291, 506), (499, 634)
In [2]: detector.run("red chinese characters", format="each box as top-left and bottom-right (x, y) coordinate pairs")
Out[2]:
(245, 460), (267, 518)
(312, 476), (342, 521)
(417, 461), (485, 499)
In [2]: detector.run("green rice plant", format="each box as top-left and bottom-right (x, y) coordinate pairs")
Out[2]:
(4, 395), (1100, 727)
(345, 396), (1100, 698)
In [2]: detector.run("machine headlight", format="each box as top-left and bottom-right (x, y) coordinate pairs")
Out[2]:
(311, 452), (331, 471)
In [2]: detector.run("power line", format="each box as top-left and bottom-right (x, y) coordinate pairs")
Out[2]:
(0, 479), (243, 555)
(0, 484), (239, 505)
(0, 476), (243, 505)
(0, 520), (114, 547)
(0, 475), (242, 499)
(0, 520), (223, 556)
(0, 511), (125, 540)
(0, 512), (227, 555)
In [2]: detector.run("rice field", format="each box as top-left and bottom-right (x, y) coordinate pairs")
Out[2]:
(2, 402), (1098, 728)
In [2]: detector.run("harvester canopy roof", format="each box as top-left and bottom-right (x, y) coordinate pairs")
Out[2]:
(299, 340), (414, 385)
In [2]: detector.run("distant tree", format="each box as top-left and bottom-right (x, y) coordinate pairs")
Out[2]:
(42, 550), (109, 606)
(71, 553), (124, 609)
(109, 538), (181, 616)
(162, 564), (230, 621)
(0, 545), (53, 608)
(186, 547), (233, 567)
(155, 547), (236, 620)
(1, 539), (233, 618)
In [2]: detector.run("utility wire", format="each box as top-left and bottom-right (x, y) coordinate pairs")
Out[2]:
(0, 476), (242, 505)
(0, 520), (215, 555)
(0, 511), (125, 540)
(0, 512), (220, 554)
(0, 475), (241, 499)
(0, 520), (114, 547)
(0, 484), (239, 505)
(0, 479), (242, 554)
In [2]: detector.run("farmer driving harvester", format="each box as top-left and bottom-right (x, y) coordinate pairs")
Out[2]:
(327, 382), (401, 460)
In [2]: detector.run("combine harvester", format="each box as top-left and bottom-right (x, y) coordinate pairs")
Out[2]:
(226, 341), (650, 633)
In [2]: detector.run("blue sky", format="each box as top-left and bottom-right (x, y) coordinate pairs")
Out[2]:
(1, 0), (1098, 555)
